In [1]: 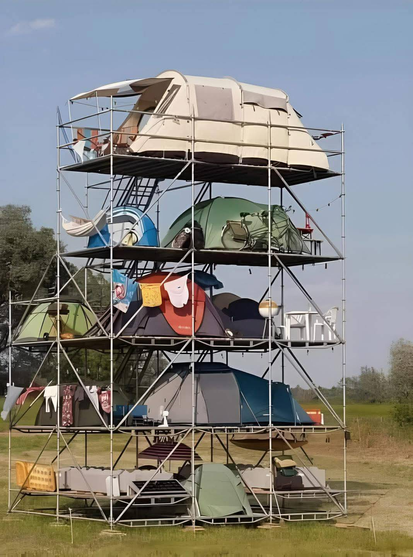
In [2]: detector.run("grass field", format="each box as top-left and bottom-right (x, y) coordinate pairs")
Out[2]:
(1, 399), (413, 556)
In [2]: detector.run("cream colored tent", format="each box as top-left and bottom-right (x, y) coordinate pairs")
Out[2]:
(71, 70), (329, 171)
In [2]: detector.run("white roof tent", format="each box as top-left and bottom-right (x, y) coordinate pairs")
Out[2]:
(69, 70), (334, 184)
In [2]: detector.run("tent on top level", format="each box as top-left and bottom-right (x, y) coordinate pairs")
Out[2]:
(71, 71), (331, 174)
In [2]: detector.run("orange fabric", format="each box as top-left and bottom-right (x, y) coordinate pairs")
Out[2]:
(138, 272), (205, 334)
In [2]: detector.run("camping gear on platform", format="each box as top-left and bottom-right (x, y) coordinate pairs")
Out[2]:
(16, 461), (56, 492)
(163, 274), (189, 308)
(180, 270), (223, 291)
(142, 362), (314, 426)
(87, 206), (158, 248)
(230, 433), (308, 452)
(92, 272), (231, 338)
(184, 463), (253, 518)
(162, 197), (309, 253)
(212, 292), (241, 310)
(14, 301), (96, 343)
(171, 220), (205, 249)
(296, 467), (326, 489)
(139, 283), (163, 307)
(62, 210), (107, 237)
(1, 386), (24, 420)
(138, 440), (202, 462)
(71, 72), (330, 176)
(113, 270), (137, 313)
(35, 385), (129, 427)
(233, 465), (272, 490)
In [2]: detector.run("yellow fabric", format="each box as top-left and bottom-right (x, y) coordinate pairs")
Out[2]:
(140, 283), (162, 307)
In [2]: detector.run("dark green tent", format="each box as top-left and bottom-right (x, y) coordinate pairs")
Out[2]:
(162, 197), (309, 253)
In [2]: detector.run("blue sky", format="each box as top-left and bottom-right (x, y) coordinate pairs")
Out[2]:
(1, 1), (413, 386)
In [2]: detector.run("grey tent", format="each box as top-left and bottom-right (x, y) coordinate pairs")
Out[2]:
(142, 363), (314, 426)
(184, 463), (253, 518)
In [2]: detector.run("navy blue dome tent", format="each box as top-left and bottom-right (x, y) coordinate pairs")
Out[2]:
(142, 363), (313, 426)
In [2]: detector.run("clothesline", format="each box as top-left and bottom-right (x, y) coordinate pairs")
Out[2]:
(311, 194), (343, 213)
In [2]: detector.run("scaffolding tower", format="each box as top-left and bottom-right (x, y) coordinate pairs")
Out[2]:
(6, 77), (347, 528)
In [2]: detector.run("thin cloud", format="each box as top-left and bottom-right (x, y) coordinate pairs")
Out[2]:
(6, 18), (55, 37)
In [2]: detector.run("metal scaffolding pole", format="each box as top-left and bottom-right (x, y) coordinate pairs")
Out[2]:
(56, 112), (62, 523)
(341, 124), (347, 513)
(190, 110), (196, 529)
(7, 291), (12, 511)
(109, 95), (115, 528)
(267, 117), (274, 523)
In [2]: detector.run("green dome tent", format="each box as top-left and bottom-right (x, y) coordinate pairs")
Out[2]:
(184, 463), (253, 518)
(162, 197), (309, 253)
(15, 302), (97, 343)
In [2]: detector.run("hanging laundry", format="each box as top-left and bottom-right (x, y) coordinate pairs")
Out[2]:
(16, 386), (45, 406)
(85, 386), (101, 412)
(1, 386), (24, 420)
(179, 270), (223, 291)
(164, 275), (189, 308)
(139, 283), (162, 307)
(113, 269), (137, 313)
(44, 386), (59, 414)
(62, 385), (77, 426)
(74, 385), (85, 402)
(99, 390), (111, 414)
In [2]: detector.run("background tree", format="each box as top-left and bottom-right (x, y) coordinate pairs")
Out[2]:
(0, 205), (56, 306)
(350, 366), (389, 403)
(389, 339), (413, 426)
(0, 204), (111, 391)
(389, 339), (413, 402)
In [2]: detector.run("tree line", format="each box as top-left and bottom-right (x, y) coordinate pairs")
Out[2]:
(292, 339), (413, 426)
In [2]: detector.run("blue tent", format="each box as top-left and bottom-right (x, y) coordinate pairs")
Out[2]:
(88, 206), (158, 248)
(143, 363), (313, 426)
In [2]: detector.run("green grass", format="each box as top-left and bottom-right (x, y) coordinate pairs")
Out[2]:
(300, 400), (394, 424)
(2, 399), (413, 555)
(1, 515), (413, 556)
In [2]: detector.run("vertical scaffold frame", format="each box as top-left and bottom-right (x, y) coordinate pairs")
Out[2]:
(6, 96), (347, 527)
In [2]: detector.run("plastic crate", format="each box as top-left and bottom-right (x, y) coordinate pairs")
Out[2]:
(16, 461), (56, 492)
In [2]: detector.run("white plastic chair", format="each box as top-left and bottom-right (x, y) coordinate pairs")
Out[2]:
(284, 311), (311, 341)
(313, 307), (339, 341)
